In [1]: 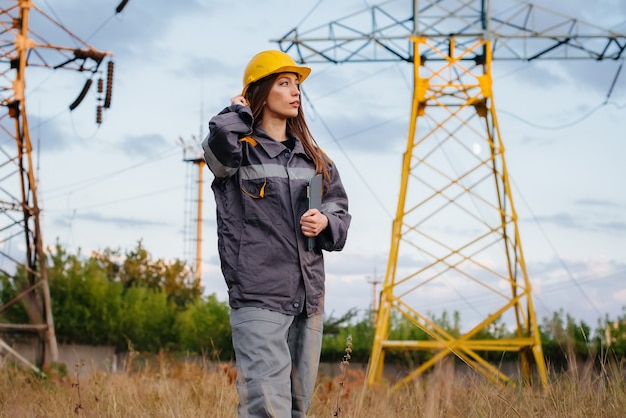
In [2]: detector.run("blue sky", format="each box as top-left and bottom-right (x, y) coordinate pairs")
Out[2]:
(17, 0), (626, 331)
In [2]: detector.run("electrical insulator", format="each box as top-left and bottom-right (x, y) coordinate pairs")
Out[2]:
(96, 105), (102, 124)
(8, 101), (19, 119)
(97, 78), (103, 94)
(115, 0), (129, 14)
(104, 61), (114, 109)
(69, 78), (93, 111)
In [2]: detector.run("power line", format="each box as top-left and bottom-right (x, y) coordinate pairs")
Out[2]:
(86, 14), (119, 43)
(510, 178), (605, 320)
(299, 62), (414, 218)
(301, 87), (393, 219)
(50, 184), (181, 213)
(498, 59), (625, 130)
(43, 146), (179, 199)
(294, 0), (325, 29)
(39, 0), (68, 40)
(309, 63), (400, 102)
(604, 61), (623, 103)
(498, 103), (606, 131)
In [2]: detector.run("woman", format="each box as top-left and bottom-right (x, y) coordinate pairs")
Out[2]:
(202, 50), (351, 417)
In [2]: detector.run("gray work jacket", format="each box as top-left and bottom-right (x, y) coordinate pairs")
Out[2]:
(202, 104), (351, 316)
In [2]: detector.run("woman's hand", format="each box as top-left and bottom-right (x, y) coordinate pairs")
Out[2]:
(300, 209), (328, 237)
(231, 95), (248, 106)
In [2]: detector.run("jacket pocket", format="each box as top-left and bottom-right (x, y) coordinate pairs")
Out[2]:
(240, 178), (282, 224)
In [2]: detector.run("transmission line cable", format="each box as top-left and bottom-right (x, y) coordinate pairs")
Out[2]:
(44, 146), (179, 198)
(311, 63), (400, 102)
(604, 60), (623, 104)
(498, 103), (606, 131)
(294, 0), (325, 28)
(85, 0), (131, 42)
(510, 178), (604, 320)
(53, 184), (181, 212)
(40, 0), (67, 38)
(301, 87), (393, 218)
(499, 60), (625, 130)
(299, 62), (414, 218)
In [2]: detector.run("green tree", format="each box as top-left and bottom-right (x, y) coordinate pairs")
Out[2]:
(91, 241), (200, 309)
(322, 308), (374, 362)
(118, 286), (176, 352)
(48, 244), (124, 345)
(598, 307), (626, 357)
(0, 269), (30, 324)
(539, 308), (594, 369)
(174, 294), (232, 359)
(46, 242), (188, 352)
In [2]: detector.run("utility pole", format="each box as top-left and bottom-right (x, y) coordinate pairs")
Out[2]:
(179, 136), (205, 291)
(0, 0), (114, 371)
(274, 0), (625, 389)
(367, 268), (381, 323)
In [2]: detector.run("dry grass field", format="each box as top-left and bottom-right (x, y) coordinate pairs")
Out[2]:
(1, 357), (625, 417)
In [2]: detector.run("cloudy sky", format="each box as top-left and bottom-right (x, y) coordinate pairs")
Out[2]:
(13, 0), (626, 332)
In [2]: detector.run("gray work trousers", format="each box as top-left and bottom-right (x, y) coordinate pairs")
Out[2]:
(230, 307), (324, 418)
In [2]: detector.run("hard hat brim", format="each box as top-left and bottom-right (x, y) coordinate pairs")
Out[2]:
(242, 65), (311, 98)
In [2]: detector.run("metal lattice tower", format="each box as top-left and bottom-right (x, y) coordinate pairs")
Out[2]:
(274, 0), (625, 388)
(179, 135), (205, 291)
(0, 0), (113, 371)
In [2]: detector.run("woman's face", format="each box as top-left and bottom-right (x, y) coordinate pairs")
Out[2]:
(263, 73), (301, 120)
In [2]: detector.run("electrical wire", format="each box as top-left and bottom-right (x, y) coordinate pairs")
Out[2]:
(294, 0), (325, 29)
(606, 100), (626, 109)
(300, 87), (394, 219)
(43, 146), (179, 199)
(298, 61), (412, 219)
(510, 178), (605, 320)
(51, 184), (182, 212)
(85, 14), (118, 43)
(498, 59), (625, 130)
(310, 63), (399, 102)
(498, 103), (606, 131)
(86, 0), (132, 43)
(326, 114), (408, 144)
(604, 61), (623, 104)
(293, 0), (399, 29)
(39, 0), (128, 44)
(39, 0), (67, 36)
(494, 58), (625, 323)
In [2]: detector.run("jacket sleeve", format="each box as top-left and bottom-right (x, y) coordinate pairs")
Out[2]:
(319, 161), (351, 252)
(202, 104), (253, 178)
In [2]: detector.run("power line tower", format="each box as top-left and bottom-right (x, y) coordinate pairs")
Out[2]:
(178, 135), (205, 291)
(0, 0), (113, 371)
(275, 0), (625, 388)
(367, 268), (381, 322)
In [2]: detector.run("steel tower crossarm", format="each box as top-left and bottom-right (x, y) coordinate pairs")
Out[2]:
(273, 1), (626, 63)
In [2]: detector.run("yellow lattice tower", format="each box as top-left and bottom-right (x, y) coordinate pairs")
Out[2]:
(274, 1), (625, 388)
(368, 36), (546, 388)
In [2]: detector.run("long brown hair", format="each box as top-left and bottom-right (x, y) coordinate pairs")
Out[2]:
(246, 73), (331, 191)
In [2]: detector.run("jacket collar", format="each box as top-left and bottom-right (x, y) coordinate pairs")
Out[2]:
(254, 126), (311, 160)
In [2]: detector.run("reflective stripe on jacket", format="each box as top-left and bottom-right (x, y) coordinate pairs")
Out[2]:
(202, 104), (351, 316)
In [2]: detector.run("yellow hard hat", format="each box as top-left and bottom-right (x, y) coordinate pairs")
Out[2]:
(242, 50), (311, 98)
